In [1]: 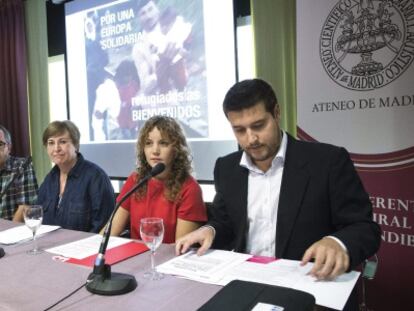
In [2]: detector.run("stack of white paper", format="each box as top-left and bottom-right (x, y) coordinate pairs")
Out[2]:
(0, 225), (60, 245)
(46, 235), (131, 259)
(157, 249), (251, 283)
(156, 249), (360, 310)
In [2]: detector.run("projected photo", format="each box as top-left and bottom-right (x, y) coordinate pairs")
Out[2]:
(67, 0), (237, 179)
(83, 0), (207, 141)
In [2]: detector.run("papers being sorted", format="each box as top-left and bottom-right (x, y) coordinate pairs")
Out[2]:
(46, 235), (132, 259)
(0, 225), (60, 245)
(157, 250), (360, 310)
(157, 249), (252, 283)
(222, 259), (361, 310)
(216, 258), (306, 288)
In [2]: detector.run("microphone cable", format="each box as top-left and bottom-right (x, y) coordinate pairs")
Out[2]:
(44, 162), (167, 306)
(42, 281), (87, 311)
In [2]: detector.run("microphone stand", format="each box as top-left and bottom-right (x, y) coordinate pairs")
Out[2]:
(86, 163), (165, 295)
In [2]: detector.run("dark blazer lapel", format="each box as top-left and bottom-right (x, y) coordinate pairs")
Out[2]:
(276, 135), (310, 258)
(233, 164), (249, 251)
(227, 152), (249, 252)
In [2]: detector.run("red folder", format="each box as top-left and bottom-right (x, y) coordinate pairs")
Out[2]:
(66, 241), (148, 267)
(247, 255), (277, 264)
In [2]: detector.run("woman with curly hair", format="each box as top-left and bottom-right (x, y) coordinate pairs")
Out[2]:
(108, 115), (207, 243)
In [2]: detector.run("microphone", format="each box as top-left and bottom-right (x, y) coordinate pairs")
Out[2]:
(86, 163), (166, 295)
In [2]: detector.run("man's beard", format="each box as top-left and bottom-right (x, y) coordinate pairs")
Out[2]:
(246, 142), (279, 163)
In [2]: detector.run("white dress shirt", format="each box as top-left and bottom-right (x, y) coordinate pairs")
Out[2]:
(241, 131), (287, 257)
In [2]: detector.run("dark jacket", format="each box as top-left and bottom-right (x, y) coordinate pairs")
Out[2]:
(38, 153), (114, 233)
(208, 134), (380, 270)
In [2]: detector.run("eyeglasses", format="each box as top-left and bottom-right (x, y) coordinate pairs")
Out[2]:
(0, 141), (8, 149)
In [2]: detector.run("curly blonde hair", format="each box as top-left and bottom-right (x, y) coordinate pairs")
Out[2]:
(135, 116), (192, 201)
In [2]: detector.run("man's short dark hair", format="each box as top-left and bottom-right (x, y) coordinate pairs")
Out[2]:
(0, 124), (12, 144)
(223, 79), (278, 117)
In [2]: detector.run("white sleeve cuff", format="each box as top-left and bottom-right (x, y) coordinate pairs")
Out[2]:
(201, 225), (216, 239)
(325, 235), (348, 253)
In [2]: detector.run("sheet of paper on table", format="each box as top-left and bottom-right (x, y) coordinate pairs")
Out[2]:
(156, 249), (360, 310)
(157, 249), (251, 283)
(46, 235), (131, 259)
(0, 225), (60, 245)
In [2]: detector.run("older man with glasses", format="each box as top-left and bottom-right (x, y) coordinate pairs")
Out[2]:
(0, 125), (38, 222)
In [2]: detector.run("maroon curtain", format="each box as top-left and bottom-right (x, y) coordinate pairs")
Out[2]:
(0, 0), (30, 157)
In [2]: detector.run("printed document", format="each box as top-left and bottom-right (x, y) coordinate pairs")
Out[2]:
(157, 250), (360, 310)
(157, 249), (252, 283)
(0, 225), (60, 245)
(46, 235), (131, 259)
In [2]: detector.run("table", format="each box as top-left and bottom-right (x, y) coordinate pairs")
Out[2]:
(0, 220), (221, 311)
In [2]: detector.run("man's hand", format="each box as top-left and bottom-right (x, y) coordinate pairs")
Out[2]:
(301, 237), (350, 280)
(175, 226), (215, 256)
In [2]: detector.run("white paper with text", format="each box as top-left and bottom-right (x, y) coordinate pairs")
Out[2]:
(0, 225), (60, 245)
(46, 235), (131, 259)
(157, 251), (360, 310)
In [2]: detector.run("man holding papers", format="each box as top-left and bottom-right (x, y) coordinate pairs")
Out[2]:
(176, 79), (381, 310)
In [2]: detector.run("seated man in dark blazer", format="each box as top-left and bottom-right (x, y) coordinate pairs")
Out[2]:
(176, 78), (381, 310)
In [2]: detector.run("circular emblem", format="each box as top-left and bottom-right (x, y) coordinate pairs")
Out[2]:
(319, 0), (414, 91)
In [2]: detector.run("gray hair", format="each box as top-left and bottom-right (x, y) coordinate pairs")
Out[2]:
(0, 125), (12, 144)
